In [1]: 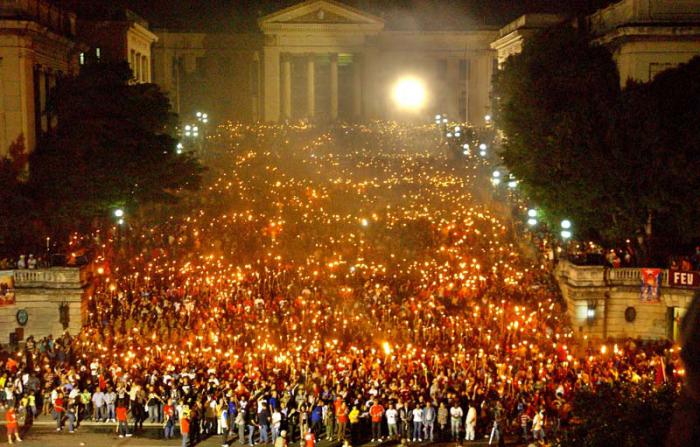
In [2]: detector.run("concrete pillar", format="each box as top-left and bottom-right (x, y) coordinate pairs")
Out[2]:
(446, 57), (460, 121)
(306, 54), (315, 119)
(362, 47), (379, 119)
(281, 56), (292, 120)
(263, 47), (280, 122)
(352, 54), (362, 119)
(38, 68), (47, 133)
(467, 54), (492, 125)
(330, 53), (338, 120)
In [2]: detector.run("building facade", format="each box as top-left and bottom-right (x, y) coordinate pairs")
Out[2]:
(76, 9), (157, 83)
(152, 0), (499, 124)
(0, 0), (79, 157)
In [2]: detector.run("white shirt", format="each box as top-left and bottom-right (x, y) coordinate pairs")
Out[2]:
(466, 407), (477, 426)
(386, 408), (398, 425)
(450, 406), (463, 420)
(412, 408), (423, 422)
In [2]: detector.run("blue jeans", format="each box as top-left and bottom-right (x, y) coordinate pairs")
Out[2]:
(259, 424), (269, 443)
(165, 421), (175, 439)
(67, 412), (76, 431)
(423, 421), (434, 441)
(182, 433), (189, 447)
(247, 424), (256, 445)
(413, 421), (422, 440)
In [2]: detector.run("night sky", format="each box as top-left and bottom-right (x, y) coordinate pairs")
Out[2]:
(63, 0), (617, 30)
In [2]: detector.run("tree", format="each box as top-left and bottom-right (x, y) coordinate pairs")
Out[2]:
(559, 382), (676, 447)
(494, 26), (700, 262)
(493, 26), (623, 242)
(28, 62), (203, 236)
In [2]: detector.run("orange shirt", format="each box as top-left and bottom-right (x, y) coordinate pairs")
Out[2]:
(181, 417), (190, 434)
(5, 409), (17, 428)
(304, 432), (315, 447)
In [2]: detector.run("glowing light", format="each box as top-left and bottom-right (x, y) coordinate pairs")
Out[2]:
(527, 209), (537, 218)
(114, 209), (124, 218)
(527, 218), (537, 226)
(561, 230), (572, 239)
(561, 219), (572, 230)
(392, 76), (427, 110)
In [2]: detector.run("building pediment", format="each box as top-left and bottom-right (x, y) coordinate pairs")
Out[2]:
(259, 0), (384, 33)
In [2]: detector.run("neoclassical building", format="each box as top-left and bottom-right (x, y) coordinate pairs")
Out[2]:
(153, 0), (498, 125)
(491, 0), (700, 85)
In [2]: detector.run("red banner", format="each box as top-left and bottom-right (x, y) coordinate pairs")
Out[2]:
(640, 268), (661, 303)
(669, 269), (700, 288)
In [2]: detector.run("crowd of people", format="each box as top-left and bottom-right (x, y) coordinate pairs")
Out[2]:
(0, 123), (684, 446)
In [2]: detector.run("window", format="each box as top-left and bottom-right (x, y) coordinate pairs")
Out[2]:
(79, 52), (85, 65)
(95, 47), (101, 60)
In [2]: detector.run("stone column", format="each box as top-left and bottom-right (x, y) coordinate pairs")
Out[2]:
(263, 46), (280, 122)
(352, 54), (362, 119)
(281, 56), (292, 120)
(446, 57), (460, 120)
(306, 54), (315, 119)
(362, 46), (379, 119)
(38, 68), (47, 133)
(330, 53), (339, 120)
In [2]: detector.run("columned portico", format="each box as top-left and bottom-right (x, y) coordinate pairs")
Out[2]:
(258, 0), (384, 122)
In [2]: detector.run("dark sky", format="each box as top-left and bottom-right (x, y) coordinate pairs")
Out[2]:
(67, 0), (616, 31)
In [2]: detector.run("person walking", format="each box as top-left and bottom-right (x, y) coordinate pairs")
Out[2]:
(386, 403), (398, 439)
(422, 401), (435, 442)
(164, 398), (176, 440)
(532, 409), (545, 441)
(465, 403), (476, 442)
(181, 409), (191, 447)
(116, 400), (131, 438)
(369, 400), (384, 442)
(411, 403), (423, 442)
(449, 402), (463, 441)
(5, 406), (22, 444)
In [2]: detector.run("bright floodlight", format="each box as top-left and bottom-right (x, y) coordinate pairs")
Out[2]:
(114, 209), (124, 218)
(561, 230), (572, 239)
(392, 77), (426, 110)
(527, 209), (538, 218)
(492, 170), (501, 178)
(527, 218), (537, 226)
(561, 219), (572, 230)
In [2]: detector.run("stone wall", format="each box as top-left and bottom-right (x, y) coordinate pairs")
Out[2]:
(555, 261), (696, 341)
(0, 268), (90, 344)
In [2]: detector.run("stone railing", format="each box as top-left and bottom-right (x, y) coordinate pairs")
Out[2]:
(0, 0), (76, 36)
(557, 261), (673, 288)
(12, 267), (88, 289)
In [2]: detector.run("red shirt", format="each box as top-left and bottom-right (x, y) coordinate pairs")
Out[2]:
(116, 406), (128, 422)
(54, 397), (65, 413)
(304, 432), (315, 447)
(181, 417), (190, 434)
(336, 403), (348, 423)
(370, 404), (384, 422)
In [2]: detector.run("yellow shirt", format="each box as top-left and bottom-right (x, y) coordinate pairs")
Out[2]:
(349, 408), (360, 424)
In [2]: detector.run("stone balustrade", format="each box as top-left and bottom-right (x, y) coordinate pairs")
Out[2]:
(12, 267), (88, 289)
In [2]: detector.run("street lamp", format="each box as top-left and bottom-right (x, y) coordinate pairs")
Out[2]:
(462, 143), (470, 155)
(527, 218), (537, 226)
(527, 209), (538, 218)
(561, 219), (572, 230)
(479, 143), (487, 157)
(114, 209), (124, 218)
(176, 142), (184, 154)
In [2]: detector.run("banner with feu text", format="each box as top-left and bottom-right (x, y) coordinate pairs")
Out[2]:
(640, 268), (661, 303)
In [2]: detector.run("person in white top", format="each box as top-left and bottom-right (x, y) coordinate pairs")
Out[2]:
(412, 405), (423, 442)
(465, 403), (477, 441)
(449, 403), (463, 441)
(385, 404), (398, 439)
(532, 409), (545, 441)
